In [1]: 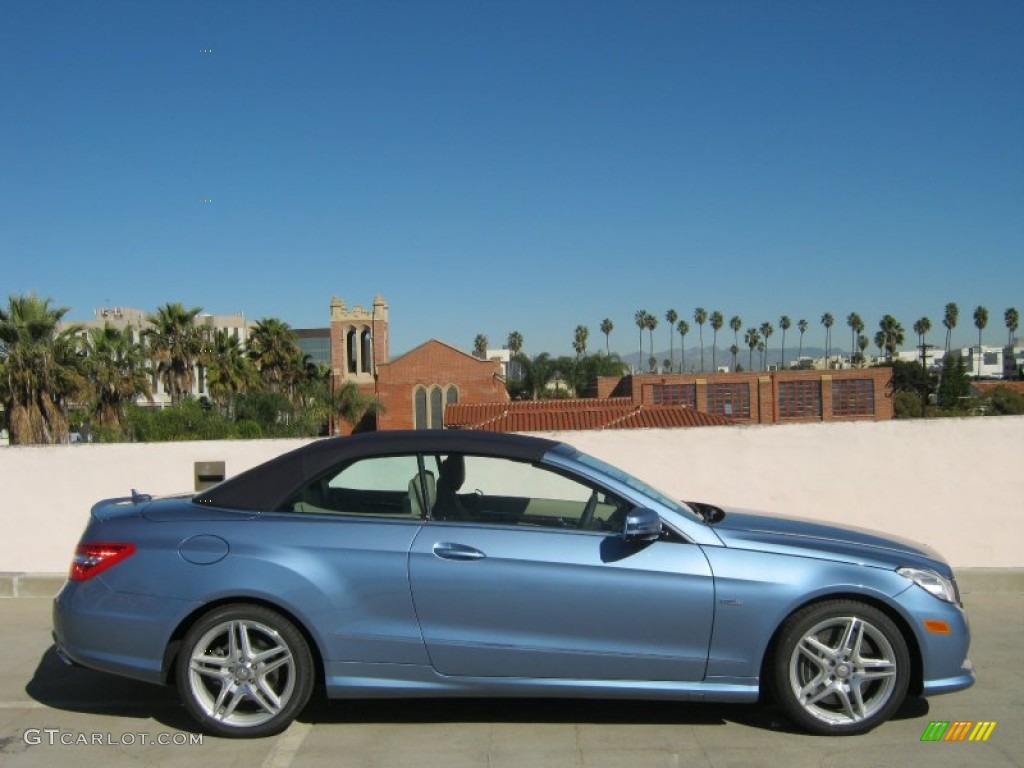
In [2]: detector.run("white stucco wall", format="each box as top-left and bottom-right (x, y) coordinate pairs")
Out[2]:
(0, 417), (1020, 573)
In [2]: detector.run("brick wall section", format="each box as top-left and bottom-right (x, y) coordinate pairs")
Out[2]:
(598, 368), (893, 424)
(597, 376), (632, 400)
(374, 339), (508, 430)
(758, 376), (773, 424)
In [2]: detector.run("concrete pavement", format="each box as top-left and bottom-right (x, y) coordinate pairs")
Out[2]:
(0, 593), (1021, 767)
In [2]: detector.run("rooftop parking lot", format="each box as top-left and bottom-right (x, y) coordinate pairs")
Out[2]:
(0, 591), (1021, 768)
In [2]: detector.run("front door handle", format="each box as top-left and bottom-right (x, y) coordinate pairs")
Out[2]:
(432, 542), (486, 561)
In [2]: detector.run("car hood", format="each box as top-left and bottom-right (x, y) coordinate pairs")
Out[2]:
(707, 508), (952, 575)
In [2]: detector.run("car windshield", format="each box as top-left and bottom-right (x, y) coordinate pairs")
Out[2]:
(562, 447), (701, 522)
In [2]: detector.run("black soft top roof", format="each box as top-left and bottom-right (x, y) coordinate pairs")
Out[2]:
(195, 430), (563, 512)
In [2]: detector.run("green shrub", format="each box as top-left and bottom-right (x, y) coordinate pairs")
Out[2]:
(234, 419), (263, 439)
(893, 391), (923, 419)
(987, 386), (1024, 416)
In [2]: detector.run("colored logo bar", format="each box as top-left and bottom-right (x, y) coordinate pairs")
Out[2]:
(921, 721), (996, 742)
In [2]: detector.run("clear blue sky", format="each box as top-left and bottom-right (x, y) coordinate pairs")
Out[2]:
(2, 1), (1022, 358)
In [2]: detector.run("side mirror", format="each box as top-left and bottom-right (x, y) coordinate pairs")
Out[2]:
(623, 507), (662, 542)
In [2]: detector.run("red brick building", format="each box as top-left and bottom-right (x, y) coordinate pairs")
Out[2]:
(596, 368), (894, 424)
(327, 295), (506, 432)
(375, 340), (508, 430)
(325, 294), (891, 432)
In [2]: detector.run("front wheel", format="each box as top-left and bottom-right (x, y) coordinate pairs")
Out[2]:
(176, 604), (314, 738)
(770, 600), (910, 735)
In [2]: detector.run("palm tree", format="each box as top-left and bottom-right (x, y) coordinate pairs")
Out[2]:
(634, 310), (648, 371)
(145, 302), (203, 403)
(577, 351), (630, 395)
(778, 316), (791, 369)
(759, 322), (774, 371)
(709, 311), (724, 371)
(744, 327), (760, 371)
(0, 294), (87, 444)
(729, 315), (742, 348)
(599, 319), (613, 355)
(333, 380), (384, 433)
(1004, 307), (1019, 348)
(472, 334), (488, 359)
(665, 310), (678, 371)
(248, 317), (301, 393)
(572, 325), (589, 360)
(973, 306), (988, 377)
(85, 324), (153, 432)
(729, 343), (739, 371)
(857, 334), (869, 363)
(912, 317), (932, 368)
(693, 307), (708, 372)
(943, 302), (959, 354)
(506, 330), (523, 357)
(821, 313), (835, 368)
(874, 330), (885, 358)
(677, 320), (689, 372)
(846, 312), (864, 366)
(879, 315), (905, 362)
(644, 313), (658, 372)
(204, 329), (254, 415)
(524, 352), (555, 399)
(797, 318), (809, 361)
(283, 350), (320, 407)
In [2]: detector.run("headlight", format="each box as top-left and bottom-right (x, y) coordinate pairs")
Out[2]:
(897, 567), (958, 603)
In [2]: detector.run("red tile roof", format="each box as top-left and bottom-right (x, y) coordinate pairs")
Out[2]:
(444, 398), (734, 432)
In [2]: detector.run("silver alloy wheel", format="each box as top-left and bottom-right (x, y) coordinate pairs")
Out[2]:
(788, 615), (899, 726)
(187, 619), (296, 729)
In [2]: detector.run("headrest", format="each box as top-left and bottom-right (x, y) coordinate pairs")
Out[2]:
(440, 455), (465, 490)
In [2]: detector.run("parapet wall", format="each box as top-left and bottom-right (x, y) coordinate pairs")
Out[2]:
(0, 417), (1020, 573)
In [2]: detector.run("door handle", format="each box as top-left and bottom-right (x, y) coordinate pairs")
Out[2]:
(432, 542), (486, 561)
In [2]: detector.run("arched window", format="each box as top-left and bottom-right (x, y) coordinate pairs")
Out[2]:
(429, 387), (443, 429)
(414, 387), (427, 430)
(360, 328), (372, 374)
(445, 386), (458, 406)
(346, 327), (358, 373)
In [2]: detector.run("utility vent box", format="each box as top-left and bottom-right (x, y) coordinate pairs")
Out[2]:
(194, 461), (226, 491)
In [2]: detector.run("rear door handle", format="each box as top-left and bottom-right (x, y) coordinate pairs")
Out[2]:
(432, 542), (486, 561)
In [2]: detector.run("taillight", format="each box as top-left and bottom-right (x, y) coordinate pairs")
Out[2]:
(69, 543), (136, 581)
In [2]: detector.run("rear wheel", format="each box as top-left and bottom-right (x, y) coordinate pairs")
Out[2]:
(770, 600), (910, 735)
(176, 604), (314, 738)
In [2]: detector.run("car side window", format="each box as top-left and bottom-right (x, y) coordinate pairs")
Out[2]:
(279, 455), (427, 519)
(429, 453), (629, 531)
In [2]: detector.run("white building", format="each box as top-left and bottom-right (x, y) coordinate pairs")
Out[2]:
(898, 344), (1014, 379)
(963, 345), (1006, 379)
(63, 306), (255, 407)
(1005, 338), (1022, 378)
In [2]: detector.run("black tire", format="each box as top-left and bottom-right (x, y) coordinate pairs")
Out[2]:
(770, 599), (910, 735)
(176, 603), (314, 738)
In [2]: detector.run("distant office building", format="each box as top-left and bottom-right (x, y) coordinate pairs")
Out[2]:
(294, 328), (331, 367)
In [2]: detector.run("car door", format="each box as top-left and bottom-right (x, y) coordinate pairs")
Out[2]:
(265, 453), (429, 666)
(408, 454), (715, 681)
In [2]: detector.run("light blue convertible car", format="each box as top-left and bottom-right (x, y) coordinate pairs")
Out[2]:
(53, 431), (973, 737)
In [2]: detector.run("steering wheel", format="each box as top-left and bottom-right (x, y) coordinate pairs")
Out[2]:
(577, 490), (599, 530)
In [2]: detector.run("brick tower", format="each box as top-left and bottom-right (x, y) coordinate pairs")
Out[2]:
(329, 294), (389, 387)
